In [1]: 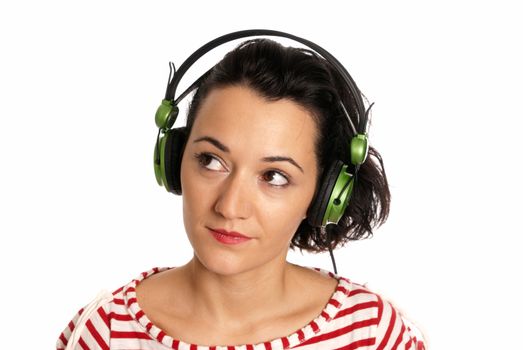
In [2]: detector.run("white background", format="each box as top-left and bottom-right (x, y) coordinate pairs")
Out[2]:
(0, 1), (521, 349)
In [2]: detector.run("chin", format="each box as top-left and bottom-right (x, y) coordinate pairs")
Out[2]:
(194, 251), (251, 276)
(187, 226), (253, 276)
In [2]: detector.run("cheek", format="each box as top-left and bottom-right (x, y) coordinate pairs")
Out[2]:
(259, 195), (309, 243)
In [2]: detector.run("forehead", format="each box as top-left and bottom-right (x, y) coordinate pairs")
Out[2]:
(190, 86), (318, 157)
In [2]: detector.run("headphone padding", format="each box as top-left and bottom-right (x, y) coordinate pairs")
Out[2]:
(307, 160), (344, 227)
(164, 127), (187, 195)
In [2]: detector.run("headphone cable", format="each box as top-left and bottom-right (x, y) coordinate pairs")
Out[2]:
(328, 246), (338, 275)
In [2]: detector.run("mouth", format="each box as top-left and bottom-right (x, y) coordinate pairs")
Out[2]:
(207, 227), (253, 245)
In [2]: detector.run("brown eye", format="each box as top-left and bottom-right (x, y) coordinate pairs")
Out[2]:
(194, 153), (225, 171)
(262, 170), (289, 187)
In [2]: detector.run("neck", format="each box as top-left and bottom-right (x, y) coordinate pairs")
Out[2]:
(181, 255), (299, 327)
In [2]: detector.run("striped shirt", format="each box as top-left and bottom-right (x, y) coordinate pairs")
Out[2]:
(57, 267), (426, 350)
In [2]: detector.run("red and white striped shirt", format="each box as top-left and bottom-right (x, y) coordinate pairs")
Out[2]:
(57, 267), (426, 350)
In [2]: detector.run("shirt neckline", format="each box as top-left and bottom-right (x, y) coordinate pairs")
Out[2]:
(123, 266), (352, 350)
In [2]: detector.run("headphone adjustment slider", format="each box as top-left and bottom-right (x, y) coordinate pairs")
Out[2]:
(350, 134), (369, 166)
(155, 99), (178, 130)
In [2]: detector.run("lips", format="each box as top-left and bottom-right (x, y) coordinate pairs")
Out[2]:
(208, 227), (253, 245)
(210, 228), (250, 238)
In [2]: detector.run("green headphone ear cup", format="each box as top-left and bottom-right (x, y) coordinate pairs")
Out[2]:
(154, 139), (163, 186)
(163, 127), (187, 195)
(307, 160), (344, 227)
(323, 164), (353, 225)
(154, 134), (169, 188)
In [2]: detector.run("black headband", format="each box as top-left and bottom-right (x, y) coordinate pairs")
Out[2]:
(163, 29), (371, 134)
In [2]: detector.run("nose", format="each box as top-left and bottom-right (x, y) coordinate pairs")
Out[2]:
(214, 169), (252, 220)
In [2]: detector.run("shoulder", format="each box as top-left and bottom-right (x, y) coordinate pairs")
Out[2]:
(338, 276), (427, 350)
(374, 293), (426, 349)
(56, 267), (171, 350)
(56, 289), (115, 350)
(306, 267), (426, 350)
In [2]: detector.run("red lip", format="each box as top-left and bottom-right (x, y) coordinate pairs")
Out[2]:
(208, 227), (253, 245)
(210, 228), (251, 238)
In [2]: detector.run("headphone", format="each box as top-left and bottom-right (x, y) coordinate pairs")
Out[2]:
(153, 29), (373, 230)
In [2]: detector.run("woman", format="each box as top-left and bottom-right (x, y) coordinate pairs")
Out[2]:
(57, 31), (426, 349)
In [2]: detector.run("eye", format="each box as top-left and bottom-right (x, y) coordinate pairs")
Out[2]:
(262, 170), (290, 188)
(194, 152), (226, 172)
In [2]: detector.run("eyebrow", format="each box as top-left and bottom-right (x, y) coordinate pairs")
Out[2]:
(193, 136), (304, 173)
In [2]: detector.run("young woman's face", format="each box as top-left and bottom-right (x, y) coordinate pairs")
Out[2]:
(180, 85), (319, 275)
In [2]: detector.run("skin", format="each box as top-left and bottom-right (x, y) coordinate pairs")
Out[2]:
(137, 85), (338, 345)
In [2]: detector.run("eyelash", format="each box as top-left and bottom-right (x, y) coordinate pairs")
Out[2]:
(193, 152), (291, 188)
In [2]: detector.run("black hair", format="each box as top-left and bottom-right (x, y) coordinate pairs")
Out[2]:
(185, 38), (390, 253)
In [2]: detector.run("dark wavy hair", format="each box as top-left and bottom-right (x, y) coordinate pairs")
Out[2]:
(184, 38), (390, 253)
